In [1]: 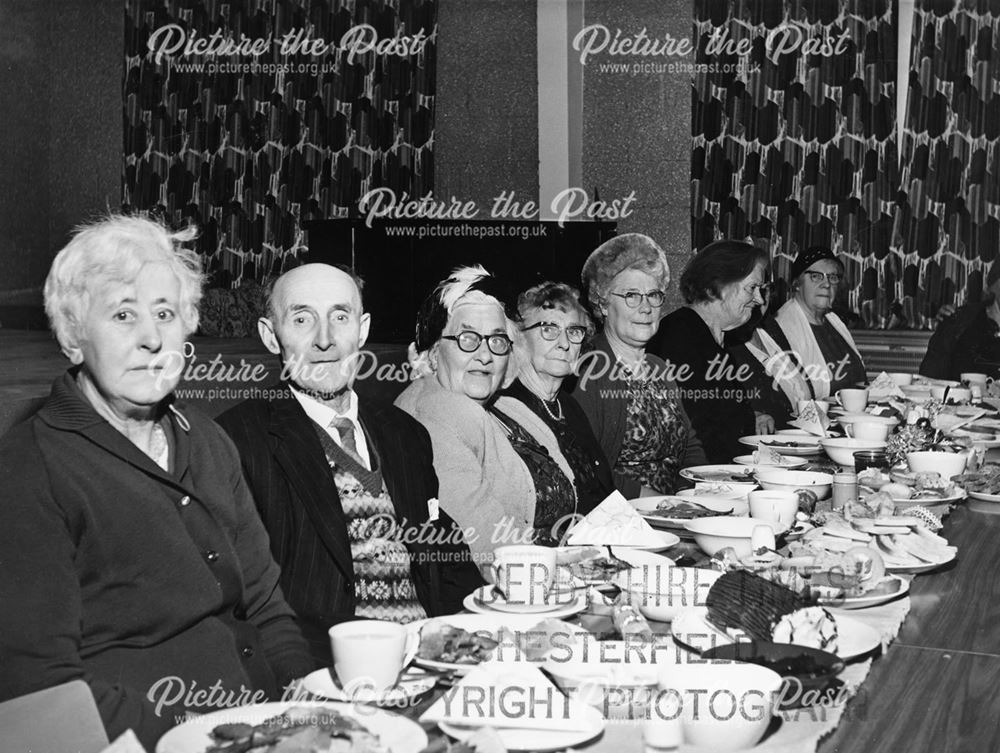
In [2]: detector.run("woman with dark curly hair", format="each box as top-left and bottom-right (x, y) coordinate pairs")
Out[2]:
(650, 239), (772, 463)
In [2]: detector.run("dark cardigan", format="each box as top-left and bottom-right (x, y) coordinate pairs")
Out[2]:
(502, 378), (614, 514)
(650, 306), (758, 463)
(0, 372), (314, 748)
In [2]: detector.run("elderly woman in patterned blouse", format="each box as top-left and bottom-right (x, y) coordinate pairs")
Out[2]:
(571, 233), (707, 497)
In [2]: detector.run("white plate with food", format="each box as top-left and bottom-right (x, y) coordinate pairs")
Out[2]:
(816, 575), (911, 610)
(628, 495), (734, 529)
(670, 607), (881, 661)
(556, 545), (673, 587)
(438, 705), (605, 752)
(464, 585), (589, 618)
(679, 464), (759, 485)
(155, 701), (427, 753)
(300, 667), (437, 706)
(732, 454), (809, 469)
(411, 613), (589, 675)
(883, 548), (957, 574)
(738, 435), (823, 455)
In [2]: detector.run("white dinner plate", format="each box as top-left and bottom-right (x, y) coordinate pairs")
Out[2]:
(670, 607), (881, 661)
(155, 701), (427, 753)
(738, 435), (823, 455)
(732, 454), (808, 469)
(967, 489), (1000, 514)
(884, 548), (957, 574)
(438, 704), (605, 752)
(817, 575), (910, 610)
(679, 464), (759, 484)
(557, 546), (675, 584)
(410, 613), (590, 675)
(464, 586), (589, 618)
(628, 496), (735, 530)
(300, 667), (437, 705)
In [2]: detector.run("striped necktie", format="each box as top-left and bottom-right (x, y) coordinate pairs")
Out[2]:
(330, 416), (366, 469)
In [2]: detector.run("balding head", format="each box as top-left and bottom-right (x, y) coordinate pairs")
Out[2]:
(258, 263), (371, 407)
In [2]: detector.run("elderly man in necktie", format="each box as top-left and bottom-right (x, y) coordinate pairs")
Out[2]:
(217, 264), (483, 665)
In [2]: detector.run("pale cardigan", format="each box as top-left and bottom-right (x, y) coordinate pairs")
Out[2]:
(394, 375), (576, 564)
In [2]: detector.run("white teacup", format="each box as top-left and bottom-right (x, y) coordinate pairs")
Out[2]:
(748, 490), (800, 532)
(491, 545), (557, 605)
(837, 389), (868, 413)
(328, 619), (415, 693)
(961, 372), (989, 388)
(847, 421), (892, 441)
(837, 388), (869, 412)
(888, 373), (913, 387)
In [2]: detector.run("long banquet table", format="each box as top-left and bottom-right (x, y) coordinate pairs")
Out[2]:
(394, 503), (1000, 753)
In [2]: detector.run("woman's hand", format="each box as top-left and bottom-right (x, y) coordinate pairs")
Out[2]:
(755, 412), (775, 435)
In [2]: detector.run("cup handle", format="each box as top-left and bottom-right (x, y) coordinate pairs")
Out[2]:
(403, 626), (420, 668)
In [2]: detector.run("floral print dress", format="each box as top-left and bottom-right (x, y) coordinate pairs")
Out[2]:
(615, 360), (690, 494)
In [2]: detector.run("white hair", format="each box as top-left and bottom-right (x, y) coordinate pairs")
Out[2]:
(44, 214), (204, 355)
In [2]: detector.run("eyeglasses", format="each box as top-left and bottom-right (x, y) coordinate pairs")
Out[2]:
(441, 331), (513, 355)
(521, 321), (588, 344)
(804, 271), (842, 285)
(610, 290), (665, 308)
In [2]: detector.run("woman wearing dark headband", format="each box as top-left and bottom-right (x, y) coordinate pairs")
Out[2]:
(744, 245), (866, 422)
(395, 266), (578, 564)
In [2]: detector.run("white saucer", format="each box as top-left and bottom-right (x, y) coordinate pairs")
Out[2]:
(465, 586), (588, 618)
(300, 667), (437, 705)
(439, 703), (605, 752)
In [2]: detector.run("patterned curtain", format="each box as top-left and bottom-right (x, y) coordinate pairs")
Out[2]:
(123, 0), (437, 286)
(894, 0), (1000, 329)
(691, 0), (899, 327)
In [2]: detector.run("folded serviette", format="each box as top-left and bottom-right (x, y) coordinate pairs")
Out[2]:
(868, 372), (905, 400)
(566, 491), (662, 546)
(419, 660), (595, 731)
(753, 442), (786, 465)
(790, 400), (830, 436)
(100, 731), (147, 753)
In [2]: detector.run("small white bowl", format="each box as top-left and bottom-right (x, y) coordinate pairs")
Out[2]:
(836, 412), (899, 427)
(906, 451), (968, 479)
(619, 566), (722, 622)
(683, 517), (775, 558)
(819, 437), (888, 467)
(753, 468), (834, 500)
(657, 662), (784, 752)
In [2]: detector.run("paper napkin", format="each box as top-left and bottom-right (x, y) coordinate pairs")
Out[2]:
(565, 491), (663, 546)
(868, 372), (905, 400)
(790, 400), (830, 435)
(419, 660), (594, 731)
(753, 441), (786, 465)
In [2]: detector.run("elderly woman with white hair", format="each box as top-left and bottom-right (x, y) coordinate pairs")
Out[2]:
(0, 215), (312, 748)
(571, 233), (706, 497)
(395, 266), (579, 561)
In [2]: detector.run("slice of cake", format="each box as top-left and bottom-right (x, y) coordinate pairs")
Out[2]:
(705, 570), (839, 653)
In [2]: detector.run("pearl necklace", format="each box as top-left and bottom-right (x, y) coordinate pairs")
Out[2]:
(539, 394), (564, 422)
